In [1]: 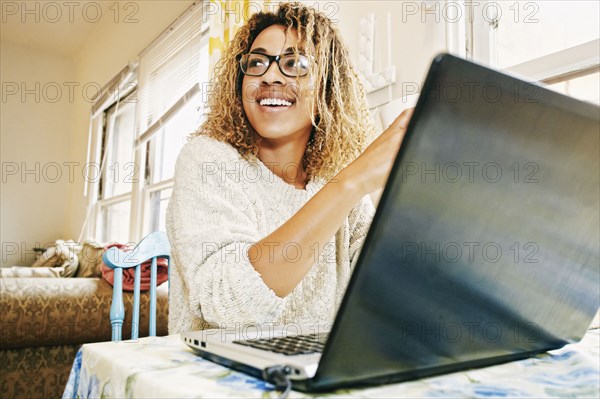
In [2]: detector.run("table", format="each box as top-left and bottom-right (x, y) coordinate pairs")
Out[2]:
(63, 328), (600, 398)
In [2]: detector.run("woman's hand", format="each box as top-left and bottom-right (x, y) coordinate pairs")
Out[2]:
(339, 108), (414, 196)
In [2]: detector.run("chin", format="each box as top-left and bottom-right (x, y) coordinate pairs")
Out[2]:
(256, 128), (295, 141)
(245, 113), (313, 143)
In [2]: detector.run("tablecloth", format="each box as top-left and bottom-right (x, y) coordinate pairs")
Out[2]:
(63, 328), (600, 398)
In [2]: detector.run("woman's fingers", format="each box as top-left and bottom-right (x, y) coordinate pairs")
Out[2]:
(391, 107), (414, 130)
(345, 107), (415, 196)
(379, 108), (414, 141)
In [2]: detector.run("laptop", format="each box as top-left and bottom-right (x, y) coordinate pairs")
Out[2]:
(182, 53), (600, 393)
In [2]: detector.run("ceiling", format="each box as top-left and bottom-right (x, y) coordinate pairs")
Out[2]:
(0, 1), (113, 57)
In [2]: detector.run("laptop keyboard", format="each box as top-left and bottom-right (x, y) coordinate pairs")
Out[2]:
(233, 333), (328, 356)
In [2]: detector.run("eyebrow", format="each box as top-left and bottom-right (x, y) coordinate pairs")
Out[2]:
(250, 47), (299, 55)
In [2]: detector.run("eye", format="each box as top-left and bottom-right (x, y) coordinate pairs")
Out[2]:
(283, 58), (299, 68)
(282, 55), (309, 74)
(248, 55), (267, 68)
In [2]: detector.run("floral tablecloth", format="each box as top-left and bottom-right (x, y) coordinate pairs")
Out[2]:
(63, 328), (599, 398)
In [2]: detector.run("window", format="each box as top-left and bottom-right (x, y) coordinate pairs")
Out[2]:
(85, 2), (209, 243)
(144, 89), (206, 234)
(101, 97), (137, 199)
(147, 98), (201, 185)
(466, 0), (599, 104)
(95, 94), (137, 243)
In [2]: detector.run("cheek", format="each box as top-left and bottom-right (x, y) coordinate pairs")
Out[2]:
(241, 77), (260, 106)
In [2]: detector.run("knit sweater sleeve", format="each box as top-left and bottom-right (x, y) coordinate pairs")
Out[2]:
(348, 195), (376, 268)
(166, 137), (285, 327)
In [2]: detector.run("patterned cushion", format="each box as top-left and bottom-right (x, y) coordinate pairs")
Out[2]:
(0, 266), (63, 278)
(0, 278), (169, 350)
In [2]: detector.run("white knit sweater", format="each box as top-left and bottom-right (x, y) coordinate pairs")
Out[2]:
(166, 135), (375, 333)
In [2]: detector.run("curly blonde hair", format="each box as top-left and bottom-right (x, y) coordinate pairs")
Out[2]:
(195, 2), (376, 180)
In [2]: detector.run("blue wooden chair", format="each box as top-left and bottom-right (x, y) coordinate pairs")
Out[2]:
(102, 231), (171, 342)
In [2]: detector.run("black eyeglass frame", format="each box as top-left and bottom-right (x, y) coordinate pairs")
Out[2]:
(239, 52), (310, 78)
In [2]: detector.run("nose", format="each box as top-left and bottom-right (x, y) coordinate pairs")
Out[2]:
(261, 59), (284, 85)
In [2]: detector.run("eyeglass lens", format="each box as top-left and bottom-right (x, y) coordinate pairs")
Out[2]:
(243, 53), (309, 77)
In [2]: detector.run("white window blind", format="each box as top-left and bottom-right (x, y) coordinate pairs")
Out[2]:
(135, 2), (207, 146)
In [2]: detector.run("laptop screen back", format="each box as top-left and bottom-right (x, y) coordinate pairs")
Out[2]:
(314, 54), (600, 389)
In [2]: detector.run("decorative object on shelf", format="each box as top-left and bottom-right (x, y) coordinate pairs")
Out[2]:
(357, 13), (396, 94)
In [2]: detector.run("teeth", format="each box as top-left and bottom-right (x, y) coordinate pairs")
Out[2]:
(259, 98), (293, 106)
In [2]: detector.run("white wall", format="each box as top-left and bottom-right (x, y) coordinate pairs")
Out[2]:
(1, 41), (77, 266)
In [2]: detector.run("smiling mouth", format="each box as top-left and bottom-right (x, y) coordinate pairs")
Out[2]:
(259, 97), (295, 107)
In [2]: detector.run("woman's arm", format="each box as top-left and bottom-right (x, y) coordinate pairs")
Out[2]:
(249, 108), (414, 297)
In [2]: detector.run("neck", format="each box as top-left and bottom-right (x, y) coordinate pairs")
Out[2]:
(258, 135), (309, 189)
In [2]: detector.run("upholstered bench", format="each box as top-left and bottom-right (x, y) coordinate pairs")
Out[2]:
(0, 277), (168, 399)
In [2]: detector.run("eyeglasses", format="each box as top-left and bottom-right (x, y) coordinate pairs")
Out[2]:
(240, 52), (310, 77)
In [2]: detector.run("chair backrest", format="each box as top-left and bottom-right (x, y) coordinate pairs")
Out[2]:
(102, 231), (171, 342)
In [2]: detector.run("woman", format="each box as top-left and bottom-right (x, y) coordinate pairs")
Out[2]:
(166, 2), (412, 333)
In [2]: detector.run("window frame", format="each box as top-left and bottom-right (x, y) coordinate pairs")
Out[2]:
(463, 0), (599, 92)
